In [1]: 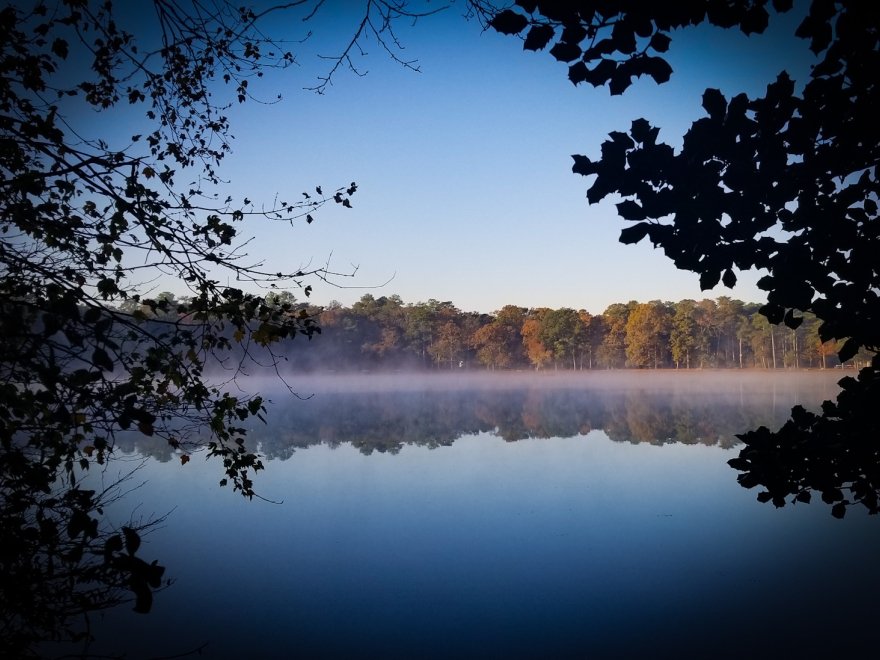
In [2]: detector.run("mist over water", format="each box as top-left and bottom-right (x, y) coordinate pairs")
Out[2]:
(74, 370), (878, 660)
(124, 370), (843, 461)
(272, 368), (844, 395)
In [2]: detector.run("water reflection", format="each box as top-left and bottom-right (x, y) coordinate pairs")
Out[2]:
(117, 372), (842, 460)
(69, 371), (877, 660)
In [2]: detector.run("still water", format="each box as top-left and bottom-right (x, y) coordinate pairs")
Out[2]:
(83, 372), (877, 659)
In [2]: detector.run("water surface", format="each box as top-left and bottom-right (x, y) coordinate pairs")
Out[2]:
(77, 372), (878, 659)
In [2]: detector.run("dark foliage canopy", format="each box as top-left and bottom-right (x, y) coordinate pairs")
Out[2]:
(477, 0), (880, 516)
(2, 0), (877, 653)
(0, 0), (368, 653)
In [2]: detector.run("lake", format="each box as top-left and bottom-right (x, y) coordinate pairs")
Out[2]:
(69, 371), (878, 659)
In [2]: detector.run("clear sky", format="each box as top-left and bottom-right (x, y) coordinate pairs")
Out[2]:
(115, 1), (817, 315)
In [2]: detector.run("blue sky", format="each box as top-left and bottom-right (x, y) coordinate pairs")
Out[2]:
(122, 1), (817, 315)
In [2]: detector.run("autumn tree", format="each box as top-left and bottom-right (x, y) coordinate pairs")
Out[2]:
(496, 304), (529, 367)
(472, 305), (527, 369)
(351, 295), (408, 361)
(625, 301), (671, 369)
(429, 320), (466, 369)
(473, 322), (509, 369)
(478, 0), (879, 515)
(521, 308), (553, 370)
(597, 302), (634, 368)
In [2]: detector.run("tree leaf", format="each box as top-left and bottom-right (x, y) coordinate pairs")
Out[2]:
(619, 223), (651, 244)
(702, 88), (727, 119)
(837, 337), (860, 363)
(568, 61), (588, 85)
(727, 457), (751, 471)
(549, 41), (581, 62)
(759, 303), (784, 325)
(642, 56), (673, 85)
(583, 59), (617, 86)
(571, 154), (597, 176)
(611, 19), (636, 54)
(523, 24), (554, 51)
(699, 269), (721, 290)
(104, 534), (124, 562)
(122, 526), (141, 556)
(616, 200), (648, 220)
(51, 38), (69, 59)
(608, 68), (632, 95)
(649, 32), (672, 53)
(783, 309), (803, 329)
(92, 347), (114, 371)
(630, 118), (654, 144)
(146, 560), (165, 589)
(489, 9), (528, 35)
(740, 6), (770, 35)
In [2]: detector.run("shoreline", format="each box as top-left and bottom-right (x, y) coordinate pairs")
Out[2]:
(266, 367), (846, 394)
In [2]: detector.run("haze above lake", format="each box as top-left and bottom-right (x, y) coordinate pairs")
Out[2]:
(75, 371), (878, 659)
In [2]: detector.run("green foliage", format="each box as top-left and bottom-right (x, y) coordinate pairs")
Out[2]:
(670, 300), (698, 369)
(540, 308), (584, 369)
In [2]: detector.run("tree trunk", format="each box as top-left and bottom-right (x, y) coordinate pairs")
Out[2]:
(770, 327), (777, 369)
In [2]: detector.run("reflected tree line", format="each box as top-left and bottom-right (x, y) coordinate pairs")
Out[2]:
(134, 292), (873, 373)
(117, 380), (833, 461)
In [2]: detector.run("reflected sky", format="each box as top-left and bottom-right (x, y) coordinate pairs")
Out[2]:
(77, 374), (878, 659)
(120, 370), (846, 460)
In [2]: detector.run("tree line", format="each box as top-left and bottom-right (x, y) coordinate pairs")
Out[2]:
(137, 291), (871, 373)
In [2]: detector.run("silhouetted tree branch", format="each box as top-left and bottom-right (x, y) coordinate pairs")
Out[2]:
(475, 0), (879, 516)
(0, 0), (442, 653)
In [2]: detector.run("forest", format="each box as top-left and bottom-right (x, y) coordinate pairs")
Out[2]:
(132, 291), (871, 373)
